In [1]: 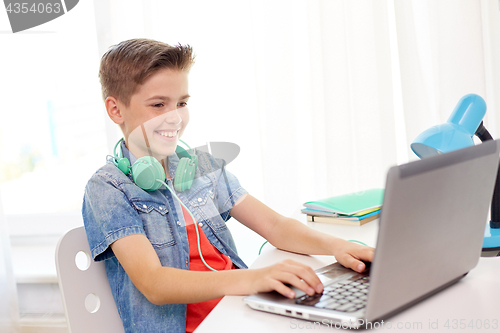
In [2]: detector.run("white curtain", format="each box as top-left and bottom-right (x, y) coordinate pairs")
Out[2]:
(0, 188), (19, 332)
(93, 0), (500, 264)
(394, 0), (500, 146)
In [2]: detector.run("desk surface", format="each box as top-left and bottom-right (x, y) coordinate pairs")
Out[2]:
(196, 220), (500, 332)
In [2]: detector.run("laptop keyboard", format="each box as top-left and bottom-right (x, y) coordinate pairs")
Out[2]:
(295, 276), (370, 313)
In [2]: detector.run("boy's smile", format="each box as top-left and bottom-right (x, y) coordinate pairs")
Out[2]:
(107, 68), (190, 163)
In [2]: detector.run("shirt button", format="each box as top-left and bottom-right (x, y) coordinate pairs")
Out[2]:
(159, 206), (163, 210)
(142, 204), (147, 209)
(198, 197), (202, 202)
(198, 223), (203, 227)
(177, 221), (181, 226)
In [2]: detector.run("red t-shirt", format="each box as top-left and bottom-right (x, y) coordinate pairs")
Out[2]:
(182, 204), (235, 332)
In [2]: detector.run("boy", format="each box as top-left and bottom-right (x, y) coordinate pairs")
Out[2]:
(82, 38), (374, 333)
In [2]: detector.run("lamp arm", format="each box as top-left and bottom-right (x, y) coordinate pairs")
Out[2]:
(475, 122), (500, 229)
(476, 121), (494, 141)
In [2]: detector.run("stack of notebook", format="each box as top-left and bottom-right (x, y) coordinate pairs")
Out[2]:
(302, 188), (384, 226)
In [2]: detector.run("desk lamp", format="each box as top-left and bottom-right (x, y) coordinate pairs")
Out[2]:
(411, 94), (500, 257)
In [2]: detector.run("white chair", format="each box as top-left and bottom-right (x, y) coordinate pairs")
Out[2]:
(55, 226), (125, 333)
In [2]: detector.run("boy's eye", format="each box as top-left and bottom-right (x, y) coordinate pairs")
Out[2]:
(152, 103), (164, 108)
(178, 102), (188, 108)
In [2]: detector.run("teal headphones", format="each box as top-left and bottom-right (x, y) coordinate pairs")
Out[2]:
(112, 138), (218, 272)
(112, 138), (198, 192)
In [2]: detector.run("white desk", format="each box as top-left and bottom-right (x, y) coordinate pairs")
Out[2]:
(196, 220), (500, 332)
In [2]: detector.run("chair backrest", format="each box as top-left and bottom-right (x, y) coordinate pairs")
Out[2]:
(55, 226), (124, 333)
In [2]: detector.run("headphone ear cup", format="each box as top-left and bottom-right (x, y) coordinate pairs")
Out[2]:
(174, 157), (196, 192)
(131, 156), (164, 191)
(116, 158), (131, 175)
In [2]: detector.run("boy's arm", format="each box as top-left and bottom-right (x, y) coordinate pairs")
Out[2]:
(110, 233), (324, 305)
(229, 194), (375, 273)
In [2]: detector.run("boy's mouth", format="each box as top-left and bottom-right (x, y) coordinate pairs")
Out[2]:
(156, 129), (180, 141)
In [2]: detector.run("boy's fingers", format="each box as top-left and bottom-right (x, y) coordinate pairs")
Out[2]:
(270, 279), (296, 299)
(354, 260), (366, 273)
(356, 246), (375, 262)
(277, 272), (316, 296)
(340, 256), (365, 273)
(343, 254), (372, 273)
(280, 260), (323, 293)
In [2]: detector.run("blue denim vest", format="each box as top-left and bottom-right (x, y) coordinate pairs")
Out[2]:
(82, 143), (248, 332)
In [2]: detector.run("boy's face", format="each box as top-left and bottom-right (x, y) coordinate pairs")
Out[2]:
(115, 68), (190, 161)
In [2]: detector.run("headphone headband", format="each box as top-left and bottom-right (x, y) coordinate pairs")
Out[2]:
(114, 138), (125, 159)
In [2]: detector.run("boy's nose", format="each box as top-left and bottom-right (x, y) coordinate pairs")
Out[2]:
(164, 108), (182, 125)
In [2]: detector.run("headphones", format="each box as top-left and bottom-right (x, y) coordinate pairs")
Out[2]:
(111, 138), (218, 272)
(111, 138), (198, 192)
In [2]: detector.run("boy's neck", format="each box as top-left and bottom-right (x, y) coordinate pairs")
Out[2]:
(161, 158), (170, 179)
(123, 141), (170, 179)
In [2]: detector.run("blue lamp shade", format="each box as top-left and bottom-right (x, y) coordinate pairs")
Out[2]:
(411, 94), (486, 158)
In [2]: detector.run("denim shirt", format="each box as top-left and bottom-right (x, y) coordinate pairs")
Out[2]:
(82, 142), (248, 333)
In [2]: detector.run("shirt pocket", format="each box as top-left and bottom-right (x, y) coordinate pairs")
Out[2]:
(186, 178), (228, 233)
(131, 199), (176, 249)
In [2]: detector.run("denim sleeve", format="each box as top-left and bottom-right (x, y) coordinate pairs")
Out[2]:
(82, 172), (146, 262)
(212, 158), (247, 221)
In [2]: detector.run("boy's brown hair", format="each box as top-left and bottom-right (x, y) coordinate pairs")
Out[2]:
(99, 38), (195, 106)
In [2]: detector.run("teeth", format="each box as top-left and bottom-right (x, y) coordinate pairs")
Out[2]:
(160, 130), (177, 138)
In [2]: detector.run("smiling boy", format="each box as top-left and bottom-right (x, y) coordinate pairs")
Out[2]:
(82, 38), (374, 333)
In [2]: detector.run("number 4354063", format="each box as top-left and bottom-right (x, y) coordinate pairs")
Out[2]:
(444, 319), (498, 330)
(6, 2), (62, 14)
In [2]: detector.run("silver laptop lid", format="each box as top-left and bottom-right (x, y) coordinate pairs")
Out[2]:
(366, 140), (500, 322)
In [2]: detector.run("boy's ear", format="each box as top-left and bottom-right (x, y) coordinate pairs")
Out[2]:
(105, 96), (124, 125)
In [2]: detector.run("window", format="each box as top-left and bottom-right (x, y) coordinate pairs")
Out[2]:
(0, 1), (111, 237)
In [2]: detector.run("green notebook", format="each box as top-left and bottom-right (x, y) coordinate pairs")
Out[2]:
(303, 188), (384, 215)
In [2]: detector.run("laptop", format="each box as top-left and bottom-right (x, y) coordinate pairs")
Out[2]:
(244, 139), (500, 328)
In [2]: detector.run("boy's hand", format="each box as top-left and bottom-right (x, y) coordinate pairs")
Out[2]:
(332, 239), (375, 274)
(247, 259), (324, 299)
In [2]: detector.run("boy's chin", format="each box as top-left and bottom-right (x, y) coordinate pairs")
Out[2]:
(149, 145), (177, 159)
